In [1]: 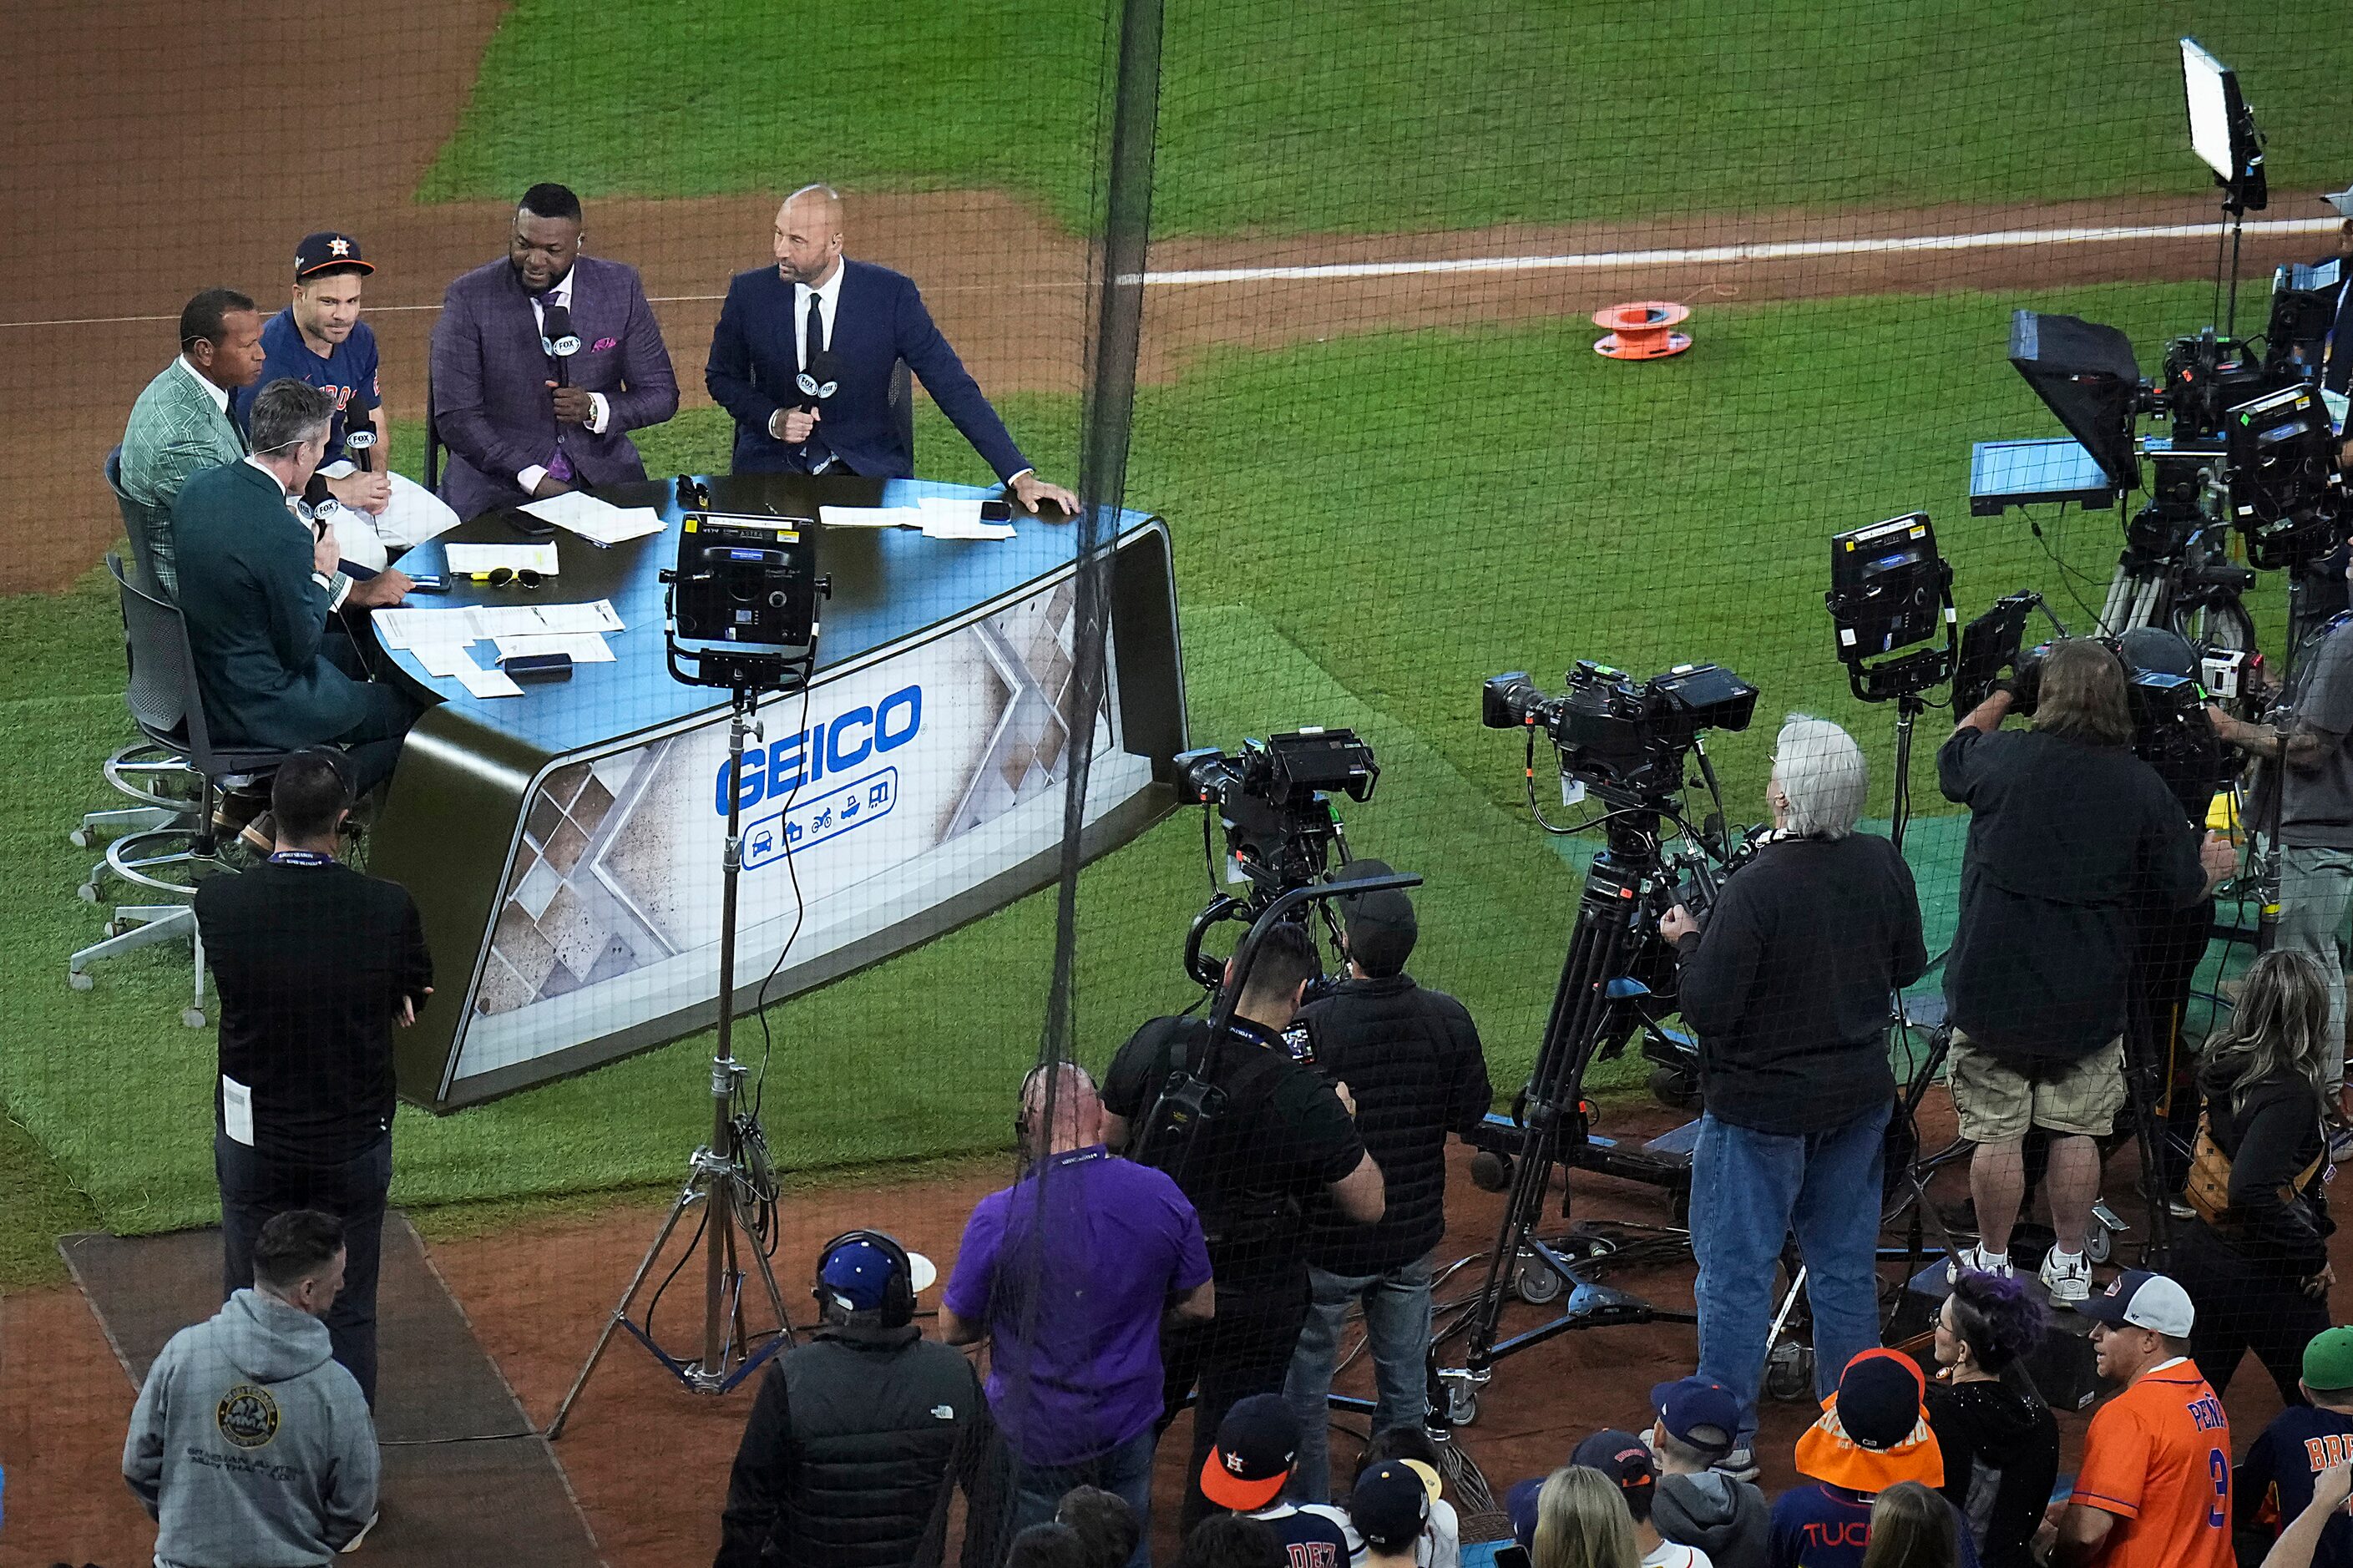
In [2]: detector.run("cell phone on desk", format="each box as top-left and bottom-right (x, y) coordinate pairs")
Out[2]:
(406, 574), (449, 594)
(980, 499), (1013, 522)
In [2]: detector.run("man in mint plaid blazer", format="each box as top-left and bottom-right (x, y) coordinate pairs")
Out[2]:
(120, 290), (266, 597)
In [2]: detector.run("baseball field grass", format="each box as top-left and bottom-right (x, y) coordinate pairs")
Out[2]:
(421, 0), (2353, 234)
(0, 277), (2275, 1275)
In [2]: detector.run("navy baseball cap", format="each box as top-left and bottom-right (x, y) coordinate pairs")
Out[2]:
(1349, 1461), (1430, 1551)
(817, 1235), (935, 1312)
(1649, 1376), (1741, 1458)
(1505, 1476), (1543, 1550)
(295, 232), (372, 280)
(1203, 1393), (1300, 1510)
(1571, 1429), (1657, 1516)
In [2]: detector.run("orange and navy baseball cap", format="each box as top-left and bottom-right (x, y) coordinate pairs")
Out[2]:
(1793, 1348), (1944, 1493)
(1202, 1393), (1299, 1511)
(295, 232), (372, 280)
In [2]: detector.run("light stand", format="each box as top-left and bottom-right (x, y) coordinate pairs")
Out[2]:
(549, 491), (826, 1438)
(549, 684), (798, 1436)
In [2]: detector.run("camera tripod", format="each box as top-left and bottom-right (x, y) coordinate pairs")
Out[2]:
(549, 681), (798, 1436)
(2094, 468), (2257, 652)
(1430, 803), (1697, 1427)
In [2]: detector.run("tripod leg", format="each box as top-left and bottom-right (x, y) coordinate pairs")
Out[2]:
(548, 1181), (709, 1438)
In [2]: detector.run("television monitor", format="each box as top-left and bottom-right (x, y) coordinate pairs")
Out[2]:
(2009, 310), (2143, 493)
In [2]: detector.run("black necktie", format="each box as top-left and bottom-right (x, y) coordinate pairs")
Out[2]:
(806, 290), (827, 363)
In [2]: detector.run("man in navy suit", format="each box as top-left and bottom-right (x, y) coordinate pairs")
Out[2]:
(429, 183), (681, 520)
(705, 185), (1079, 513)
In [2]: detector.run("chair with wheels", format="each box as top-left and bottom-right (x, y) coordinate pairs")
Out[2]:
(69, 555), (291, 1026)
(73, 448), (201, 864)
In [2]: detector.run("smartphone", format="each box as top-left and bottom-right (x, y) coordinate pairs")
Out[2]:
(406, 574), (449, 594)
(1493, 1548), (1532, 1568)
(980, 499), (1014, 522)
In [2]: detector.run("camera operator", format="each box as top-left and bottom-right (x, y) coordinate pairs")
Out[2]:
(1941, 640), (2233, 1302)
(1657, 715), (1927, 1478)
(1279, 860), (1493, 1503)
(1100, 920), (1385, 1531)
(2209, 555), (2353, 1121)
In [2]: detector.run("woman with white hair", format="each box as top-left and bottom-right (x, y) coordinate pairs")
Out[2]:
(1657, 714), (1928, 1481)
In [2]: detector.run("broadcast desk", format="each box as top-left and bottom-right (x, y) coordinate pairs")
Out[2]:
(368, 473), (1185, 1111)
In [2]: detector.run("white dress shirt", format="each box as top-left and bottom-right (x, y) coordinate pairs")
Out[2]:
(518, 266), (610, 494)
(244, 455), (351, 611)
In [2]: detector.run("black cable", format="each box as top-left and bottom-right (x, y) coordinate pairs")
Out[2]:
(640, 1200), (710, 1353)
(751, 672), (817, 1122)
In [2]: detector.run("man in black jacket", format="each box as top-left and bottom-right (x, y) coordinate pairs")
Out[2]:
(192, 750), (432, 1407)
(1100, 920), (1385, 1530)
(1941, 640), (2232, 1305)
(1278, 861), (1490, 1502)
(715, 1231), (1002, 1568)
(1660, 715), (1927, 1479)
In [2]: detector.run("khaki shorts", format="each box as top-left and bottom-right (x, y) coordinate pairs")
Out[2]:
(1946, 1030), (2127, 1142)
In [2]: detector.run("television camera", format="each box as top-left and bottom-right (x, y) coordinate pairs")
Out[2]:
(1175, 727), (1379, 986)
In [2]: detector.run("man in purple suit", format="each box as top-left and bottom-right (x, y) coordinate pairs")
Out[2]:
(706, 184), (1078, 513)
(428, 183), (680, 519)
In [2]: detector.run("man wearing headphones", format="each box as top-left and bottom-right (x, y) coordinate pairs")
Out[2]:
(715, 1231), (1003, 1568)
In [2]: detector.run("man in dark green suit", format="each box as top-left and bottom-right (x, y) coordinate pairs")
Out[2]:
(173, 380), (421, 802)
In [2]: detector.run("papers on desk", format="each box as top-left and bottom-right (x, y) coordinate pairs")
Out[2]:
(445, 542), (560, 577)
(378, 599), (624, 697)
(492, 633), (616, 664)
(518, 490), (666, 545)
(815, 498), (1016, 541)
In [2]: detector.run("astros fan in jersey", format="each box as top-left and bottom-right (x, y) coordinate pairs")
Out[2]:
(2052, 1270), (2233, 1568)
(240, 232), (459, 570)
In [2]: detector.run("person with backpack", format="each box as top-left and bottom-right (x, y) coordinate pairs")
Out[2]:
(2173, 948), (2340, 1402)
(1101, 921), (1385, 1530)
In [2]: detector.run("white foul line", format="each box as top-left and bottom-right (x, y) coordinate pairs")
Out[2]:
(1, 216), (2338, 329)
(1136, 216), (2345, 286)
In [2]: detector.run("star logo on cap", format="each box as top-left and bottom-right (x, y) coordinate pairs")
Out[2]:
(1225, 1453), (1247, 1474)
(328, 237), (352, 256)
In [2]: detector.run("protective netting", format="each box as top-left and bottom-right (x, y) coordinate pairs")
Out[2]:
(8, 1), (2353, 1564)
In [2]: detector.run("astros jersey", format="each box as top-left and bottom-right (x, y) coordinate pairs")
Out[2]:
(2236, 1404), (2353, 1567)
(2070, 1359), (2234, 1568)
(242, 307), (380, 464)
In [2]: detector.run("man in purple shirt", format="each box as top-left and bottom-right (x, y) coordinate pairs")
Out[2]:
(943, 1062), (1215, 1565)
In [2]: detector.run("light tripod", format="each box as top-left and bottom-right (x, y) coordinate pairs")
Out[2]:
(549, 680), (799, 1436)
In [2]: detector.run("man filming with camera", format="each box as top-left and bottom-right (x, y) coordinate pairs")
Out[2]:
(2210, 549), (2353, 1125)
(1941, 640), (2234, 1302)
(1659, 715), (1927, 1481)
(1100, 920), (1385, 1530)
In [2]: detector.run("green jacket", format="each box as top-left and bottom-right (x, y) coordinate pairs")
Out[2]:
(171, 460), (366, 751)
(120, 358), (247, 597)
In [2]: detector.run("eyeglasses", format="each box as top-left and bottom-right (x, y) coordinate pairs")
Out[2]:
(483, 568), (544, 590)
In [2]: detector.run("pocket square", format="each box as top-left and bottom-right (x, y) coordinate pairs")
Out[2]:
(592, 336), (619, 352)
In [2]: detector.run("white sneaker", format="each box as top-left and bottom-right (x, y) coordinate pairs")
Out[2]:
(1948, 1244), (2013, 1283)
(2041, 1247), (2092, 1304)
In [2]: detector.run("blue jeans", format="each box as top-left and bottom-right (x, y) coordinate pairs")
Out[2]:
(1008, 1426), (1156, 1568)
(1690, 1102), (1889, 1447)
(2278, 845), (2353, 1090)
(1281, 1256), (1434, 1503)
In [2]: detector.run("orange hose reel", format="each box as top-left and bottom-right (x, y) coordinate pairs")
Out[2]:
(1592, 300), (1693, 360)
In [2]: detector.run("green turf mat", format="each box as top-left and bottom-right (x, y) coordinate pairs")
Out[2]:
(421, 2), (2353, 235)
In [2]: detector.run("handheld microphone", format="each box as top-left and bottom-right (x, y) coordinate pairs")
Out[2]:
(795, 348), (841, 460)
(541, 302), (581, 387)
(343, 422), (377, 473)
(299, 473), (347, 539)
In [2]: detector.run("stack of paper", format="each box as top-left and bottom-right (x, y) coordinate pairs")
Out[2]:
(814, 498), (1015, 541)
(377, 599), (627, 698)
(445, 542), (560, 576)
(519, 490), (666, 545)
(817, 505), (919, 529)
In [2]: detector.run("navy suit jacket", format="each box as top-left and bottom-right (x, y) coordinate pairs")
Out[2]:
(705, 259), (1028, 481)
(429, 255), (680, 519)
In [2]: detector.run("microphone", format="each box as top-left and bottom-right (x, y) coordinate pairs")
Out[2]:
(795, 348), (841, 461)
(343, 421), (377, 473)
(541, 302), (581, 387)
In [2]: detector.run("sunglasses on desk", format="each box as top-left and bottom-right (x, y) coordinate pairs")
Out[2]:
(473, 567), (545, 590)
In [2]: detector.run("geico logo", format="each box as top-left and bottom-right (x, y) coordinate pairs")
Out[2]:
(715, 685), (922, 813)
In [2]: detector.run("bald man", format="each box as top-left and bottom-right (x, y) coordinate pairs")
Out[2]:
(706, 185), (1079, 514)
(939, 1062), (1212, 1559)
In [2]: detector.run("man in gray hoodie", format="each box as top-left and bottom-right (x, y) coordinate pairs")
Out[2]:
(1647, 1377), (1769, 1568)
(124, 1209), (379, 1565)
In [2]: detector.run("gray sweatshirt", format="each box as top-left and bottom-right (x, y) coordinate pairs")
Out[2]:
(123, 1288), (378, 1567)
